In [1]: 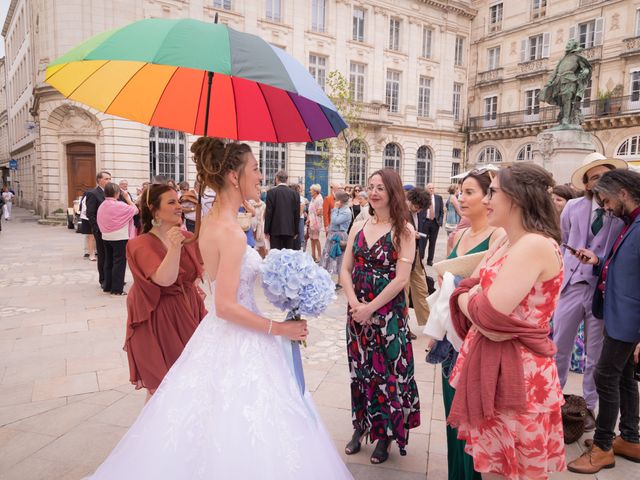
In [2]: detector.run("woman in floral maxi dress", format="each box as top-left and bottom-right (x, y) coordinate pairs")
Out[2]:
(340, 169), (420, 465)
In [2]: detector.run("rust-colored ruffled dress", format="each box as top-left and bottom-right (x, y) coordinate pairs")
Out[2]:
(124, 231), (207, 390)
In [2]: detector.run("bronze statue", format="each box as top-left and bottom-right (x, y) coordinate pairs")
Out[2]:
(539, 39), (592, 128)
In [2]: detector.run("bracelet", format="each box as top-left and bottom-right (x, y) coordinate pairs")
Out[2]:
(267, 319), (273, 335)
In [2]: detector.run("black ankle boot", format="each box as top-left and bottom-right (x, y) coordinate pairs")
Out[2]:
(345, 428), (365, 455)
(370, 437), (391, 464)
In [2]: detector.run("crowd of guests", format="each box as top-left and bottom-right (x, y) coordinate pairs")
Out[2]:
(77, 144), (639, 479)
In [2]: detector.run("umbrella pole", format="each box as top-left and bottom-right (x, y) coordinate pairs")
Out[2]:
(203, 71), (214, 137)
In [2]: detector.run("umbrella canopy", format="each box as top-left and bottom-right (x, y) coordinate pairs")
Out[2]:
(45, 18), (347, 142)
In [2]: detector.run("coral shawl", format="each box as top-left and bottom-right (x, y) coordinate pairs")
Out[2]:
(448, 278), (557, 428)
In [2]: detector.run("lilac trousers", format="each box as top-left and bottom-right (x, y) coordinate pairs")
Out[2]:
(553, 281), (604, 410)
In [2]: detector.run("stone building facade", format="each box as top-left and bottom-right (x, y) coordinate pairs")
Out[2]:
(467, 0), (640, 173)
(2, 0), (475, 215)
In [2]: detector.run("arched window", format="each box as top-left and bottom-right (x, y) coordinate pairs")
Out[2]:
(415, 146), (432, 186)
(348, 139), (368, 186)
(516, 143), (534, 161)
(383, 143), (402, 172)
(305, 141), (329, 199)
(477, 146), (502, 163)
(616, 135), (640, 159)
(259, 142), (287, 186)
(149, 127), (186, 182)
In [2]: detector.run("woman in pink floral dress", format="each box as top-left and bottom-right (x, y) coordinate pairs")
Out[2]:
(450, 163), (566, 480)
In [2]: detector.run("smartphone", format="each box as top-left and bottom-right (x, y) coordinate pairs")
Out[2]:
(562, 243), (578, 255)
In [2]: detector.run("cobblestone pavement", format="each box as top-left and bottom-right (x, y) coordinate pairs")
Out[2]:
(0, 208), (633, 480)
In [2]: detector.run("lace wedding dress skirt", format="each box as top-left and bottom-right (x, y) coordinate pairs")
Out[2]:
(88, 247), (353, 479)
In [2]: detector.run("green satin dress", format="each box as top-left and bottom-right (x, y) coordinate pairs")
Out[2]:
(442, 230), (492, 480)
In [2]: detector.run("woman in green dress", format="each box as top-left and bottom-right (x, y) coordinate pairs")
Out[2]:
(428, 170), (505, 479)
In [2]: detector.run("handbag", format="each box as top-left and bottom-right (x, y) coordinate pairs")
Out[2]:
(561, 394), (588, 444)
(237, 212), (252, 232)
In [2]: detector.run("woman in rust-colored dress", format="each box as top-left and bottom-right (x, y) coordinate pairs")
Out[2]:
(125, 184), (206, 401)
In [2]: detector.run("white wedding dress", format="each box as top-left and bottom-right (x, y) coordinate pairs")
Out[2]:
(89, 247), (353, 479)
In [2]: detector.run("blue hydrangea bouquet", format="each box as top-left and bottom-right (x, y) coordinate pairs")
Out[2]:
(261, 249), (335, 394)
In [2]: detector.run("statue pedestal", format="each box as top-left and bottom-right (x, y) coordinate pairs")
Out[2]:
(534, 128), (595, 184)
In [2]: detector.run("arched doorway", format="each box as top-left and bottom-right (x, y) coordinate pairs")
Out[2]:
(66, 142), (96, 206)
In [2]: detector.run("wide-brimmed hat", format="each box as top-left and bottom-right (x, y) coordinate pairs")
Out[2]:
(571, 152), (627, 189)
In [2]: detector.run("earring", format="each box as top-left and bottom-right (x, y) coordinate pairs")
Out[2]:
(152, 218), (162, 227)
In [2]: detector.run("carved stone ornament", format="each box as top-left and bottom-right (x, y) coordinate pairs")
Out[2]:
(510, 41), (517, 56)
(556, 29), (564, 45)
(60, 107), (97, 133)
(538, 133), (556, 161)
(611, 14), (619, 30)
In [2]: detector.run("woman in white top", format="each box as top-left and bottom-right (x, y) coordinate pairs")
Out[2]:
(97, 182), (138, 295)
(79, 192), (97, 260)
(2, 186), (14, 220)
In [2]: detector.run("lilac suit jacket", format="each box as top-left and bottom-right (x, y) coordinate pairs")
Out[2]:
(560, 196), (624, 291)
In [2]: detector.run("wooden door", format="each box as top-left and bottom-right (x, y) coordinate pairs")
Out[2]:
(66, 142), (96, 206)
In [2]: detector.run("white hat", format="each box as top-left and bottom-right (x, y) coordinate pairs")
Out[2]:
(570, 152), (627, 189)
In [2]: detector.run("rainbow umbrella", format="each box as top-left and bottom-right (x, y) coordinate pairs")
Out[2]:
(45, 18), (347, 142)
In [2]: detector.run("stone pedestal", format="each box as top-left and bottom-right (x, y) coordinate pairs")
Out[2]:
(534, 127), (596, 184)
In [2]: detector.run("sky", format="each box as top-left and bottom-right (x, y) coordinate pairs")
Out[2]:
(0, 0), (10, 58)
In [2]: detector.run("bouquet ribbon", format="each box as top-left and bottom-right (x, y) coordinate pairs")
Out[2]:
(286, 309), (306, 396)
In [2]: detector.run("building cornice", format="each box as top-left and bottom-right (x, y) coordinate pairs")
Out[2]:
(1, 0), (19, 37)
(417, 1), (477, 20)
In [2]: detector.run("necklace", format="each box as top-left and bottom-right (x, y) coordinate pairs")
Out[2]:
(371, 216), (391, 224)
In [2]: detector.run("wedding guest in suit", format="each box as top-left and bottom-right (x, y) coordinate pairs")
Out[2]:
(405, 187), (431, 328)
(425, 183), (444, 266)
(553, 153), (627, 430)
(86, 171), (112, 288)
(264, 170), (299, 250)
(568, 169), (640, 473)
(97, 182), (138, 295)
(125, 183), (206, 402)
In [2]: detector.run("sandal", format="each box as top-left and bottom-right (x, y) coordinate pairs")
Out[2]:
(370, 437), (391, 464)
(344, 429), (366, 455)
(111, 292), (127, 296)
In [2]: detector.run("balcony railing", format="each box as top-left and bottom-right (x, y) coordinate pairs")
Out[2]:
(468, 94), (640, 131)
(477, 68), (503, 85)
(516, 57), (549, 77)
(623, 36), (640, 55)
(581, 45), (602, 62)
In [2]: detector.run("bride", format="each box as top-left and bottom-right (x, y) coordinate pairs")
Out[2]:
(88, 138), (353, 479)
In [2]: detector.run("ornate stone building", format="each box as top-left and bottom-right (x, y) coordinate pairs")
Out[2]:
(467, 0), (640, 173)
(2, 0), (476, 215)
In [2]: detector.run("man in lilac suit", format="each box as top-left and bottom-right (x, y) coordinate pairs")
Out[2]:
(553, 152), (627, 428)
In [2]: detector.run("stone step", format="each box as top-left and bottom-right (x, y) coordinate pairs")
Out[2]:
(37, 218), (68, 226)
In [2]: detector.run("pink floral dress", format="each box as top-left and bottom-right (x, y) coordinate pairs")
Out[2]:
(449, 248), (566, 480)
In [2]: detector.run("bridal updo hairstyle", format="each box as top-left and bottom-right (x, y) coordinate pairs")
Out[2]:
(191, 137), (252, 193)
(496, 163), (561, 243)
(139, 184), (175, 233)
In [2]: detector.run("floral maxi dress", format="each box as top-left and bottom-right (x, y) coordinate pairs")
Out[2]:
(449, 249), (566, 480)
(347, 228), (420, 453)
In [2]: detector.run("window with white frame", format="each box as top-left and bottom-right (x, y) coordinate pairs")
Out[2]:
(484, 95), (498, 121)
(213, 0), (232, 10)
(416, 146), (432, 186)
(383, 143), (402, 172)
(616, 135), (640, 158)
(422, 26), (433, 58)
(487, 46), (501, 70)
(631, 71), (640, 103)
(349, 62), (365, 102)
(389, 18), (401, 51)
(451, 162), (461, 178)
(489, 3), (503, 32)
(532, 0), (547, 18)
(386, 70), (401, 113)
(454, 36), (465, 66)
(311, 0), (326, 33)
(353, 7), (365, 42)
(571, 18), (604, 49)
(453, 82), (463, 121)
(149, 128), (186, 182)
(478, 146), (502, 163)
(418, 76), (432, 118)
(582, 77), (593, 108)
(517, 144), (534, 161)
(524, 89), (541, 117)
(309, 54), (327, 90)
(259, 142), (287, 186)
(521, 33), (550, 61)
(348, 139), (368, 186)
(266, 0), (281, 21)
